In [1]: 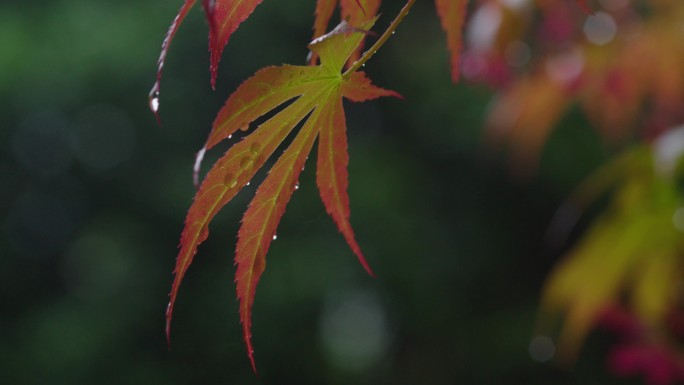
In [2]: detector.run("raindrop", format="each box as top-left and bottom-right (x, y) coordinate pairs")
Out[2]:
(149, 94), (159, 113)
(224, 172), (238, 188)
(272, 235), (277, 241)
(240, 156), (254, 170)
(228, 134), (232, 139)
(246, 181), (251, 186)
(294, 183), (300, 190)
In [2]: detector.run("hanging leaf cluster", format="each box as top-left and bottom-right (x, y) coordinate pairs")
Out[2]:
(151, 0), (594, 371)
(164, 17), (398, 370)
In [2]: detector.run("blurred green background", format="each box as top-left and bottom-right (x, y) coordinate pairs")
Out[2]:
(0, 1), (631, 384)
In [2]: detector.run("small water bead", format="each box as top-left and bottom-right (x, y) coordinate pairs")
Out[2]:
(250, 142), (261, 155)
(240, 156), (254, 170)
(224, 172), (238, 188)
(272, 235), (277, 241)
(246, 181), (250, 186)
(149, 94), (160, 113)
(228, 134), (232, 139)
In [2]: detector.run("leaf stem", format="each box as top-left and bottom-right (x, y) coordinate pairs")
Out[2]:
(342, 0), (417, 79)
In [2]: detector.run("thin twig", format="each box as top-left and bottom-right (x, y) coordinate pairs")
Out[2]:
(343, 0), (417, 79)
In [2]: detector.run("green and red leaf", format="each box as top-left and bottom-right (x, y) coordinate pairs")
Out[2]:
(167, 18), (400, 369)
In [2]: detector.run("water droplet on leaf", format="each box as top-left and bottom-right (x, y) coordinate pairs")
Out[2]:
(240, 156), (254, 170)
(224, 172), (237, 188)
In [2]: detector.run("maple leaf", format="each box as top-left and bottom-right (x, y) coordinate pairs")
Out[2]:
(435, 0), (468, 82)
(166, 18), (400, 370)
(149, 0), (263, 118)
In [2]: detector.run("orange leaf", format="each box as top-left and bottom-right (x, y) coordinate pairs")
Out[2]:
(435, 0), (468, 82)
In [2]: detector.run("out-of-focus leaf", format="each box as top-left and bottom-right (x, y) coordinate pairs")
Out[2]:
(473, 1), (684, 170)
(540, 145), (684, 362)
(486, 72), (570, 175)
(435, 0), (468, 82)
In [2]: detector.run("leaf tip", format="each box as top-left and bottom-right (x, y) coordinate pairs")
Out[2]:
(353, 247), (375, 277)
(165, 300), (174, 349)
(210, 68), (218, 90)
(240, 301), (259, 372)
(148, 84), (162, 125)
(390, 90), (405, 100)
